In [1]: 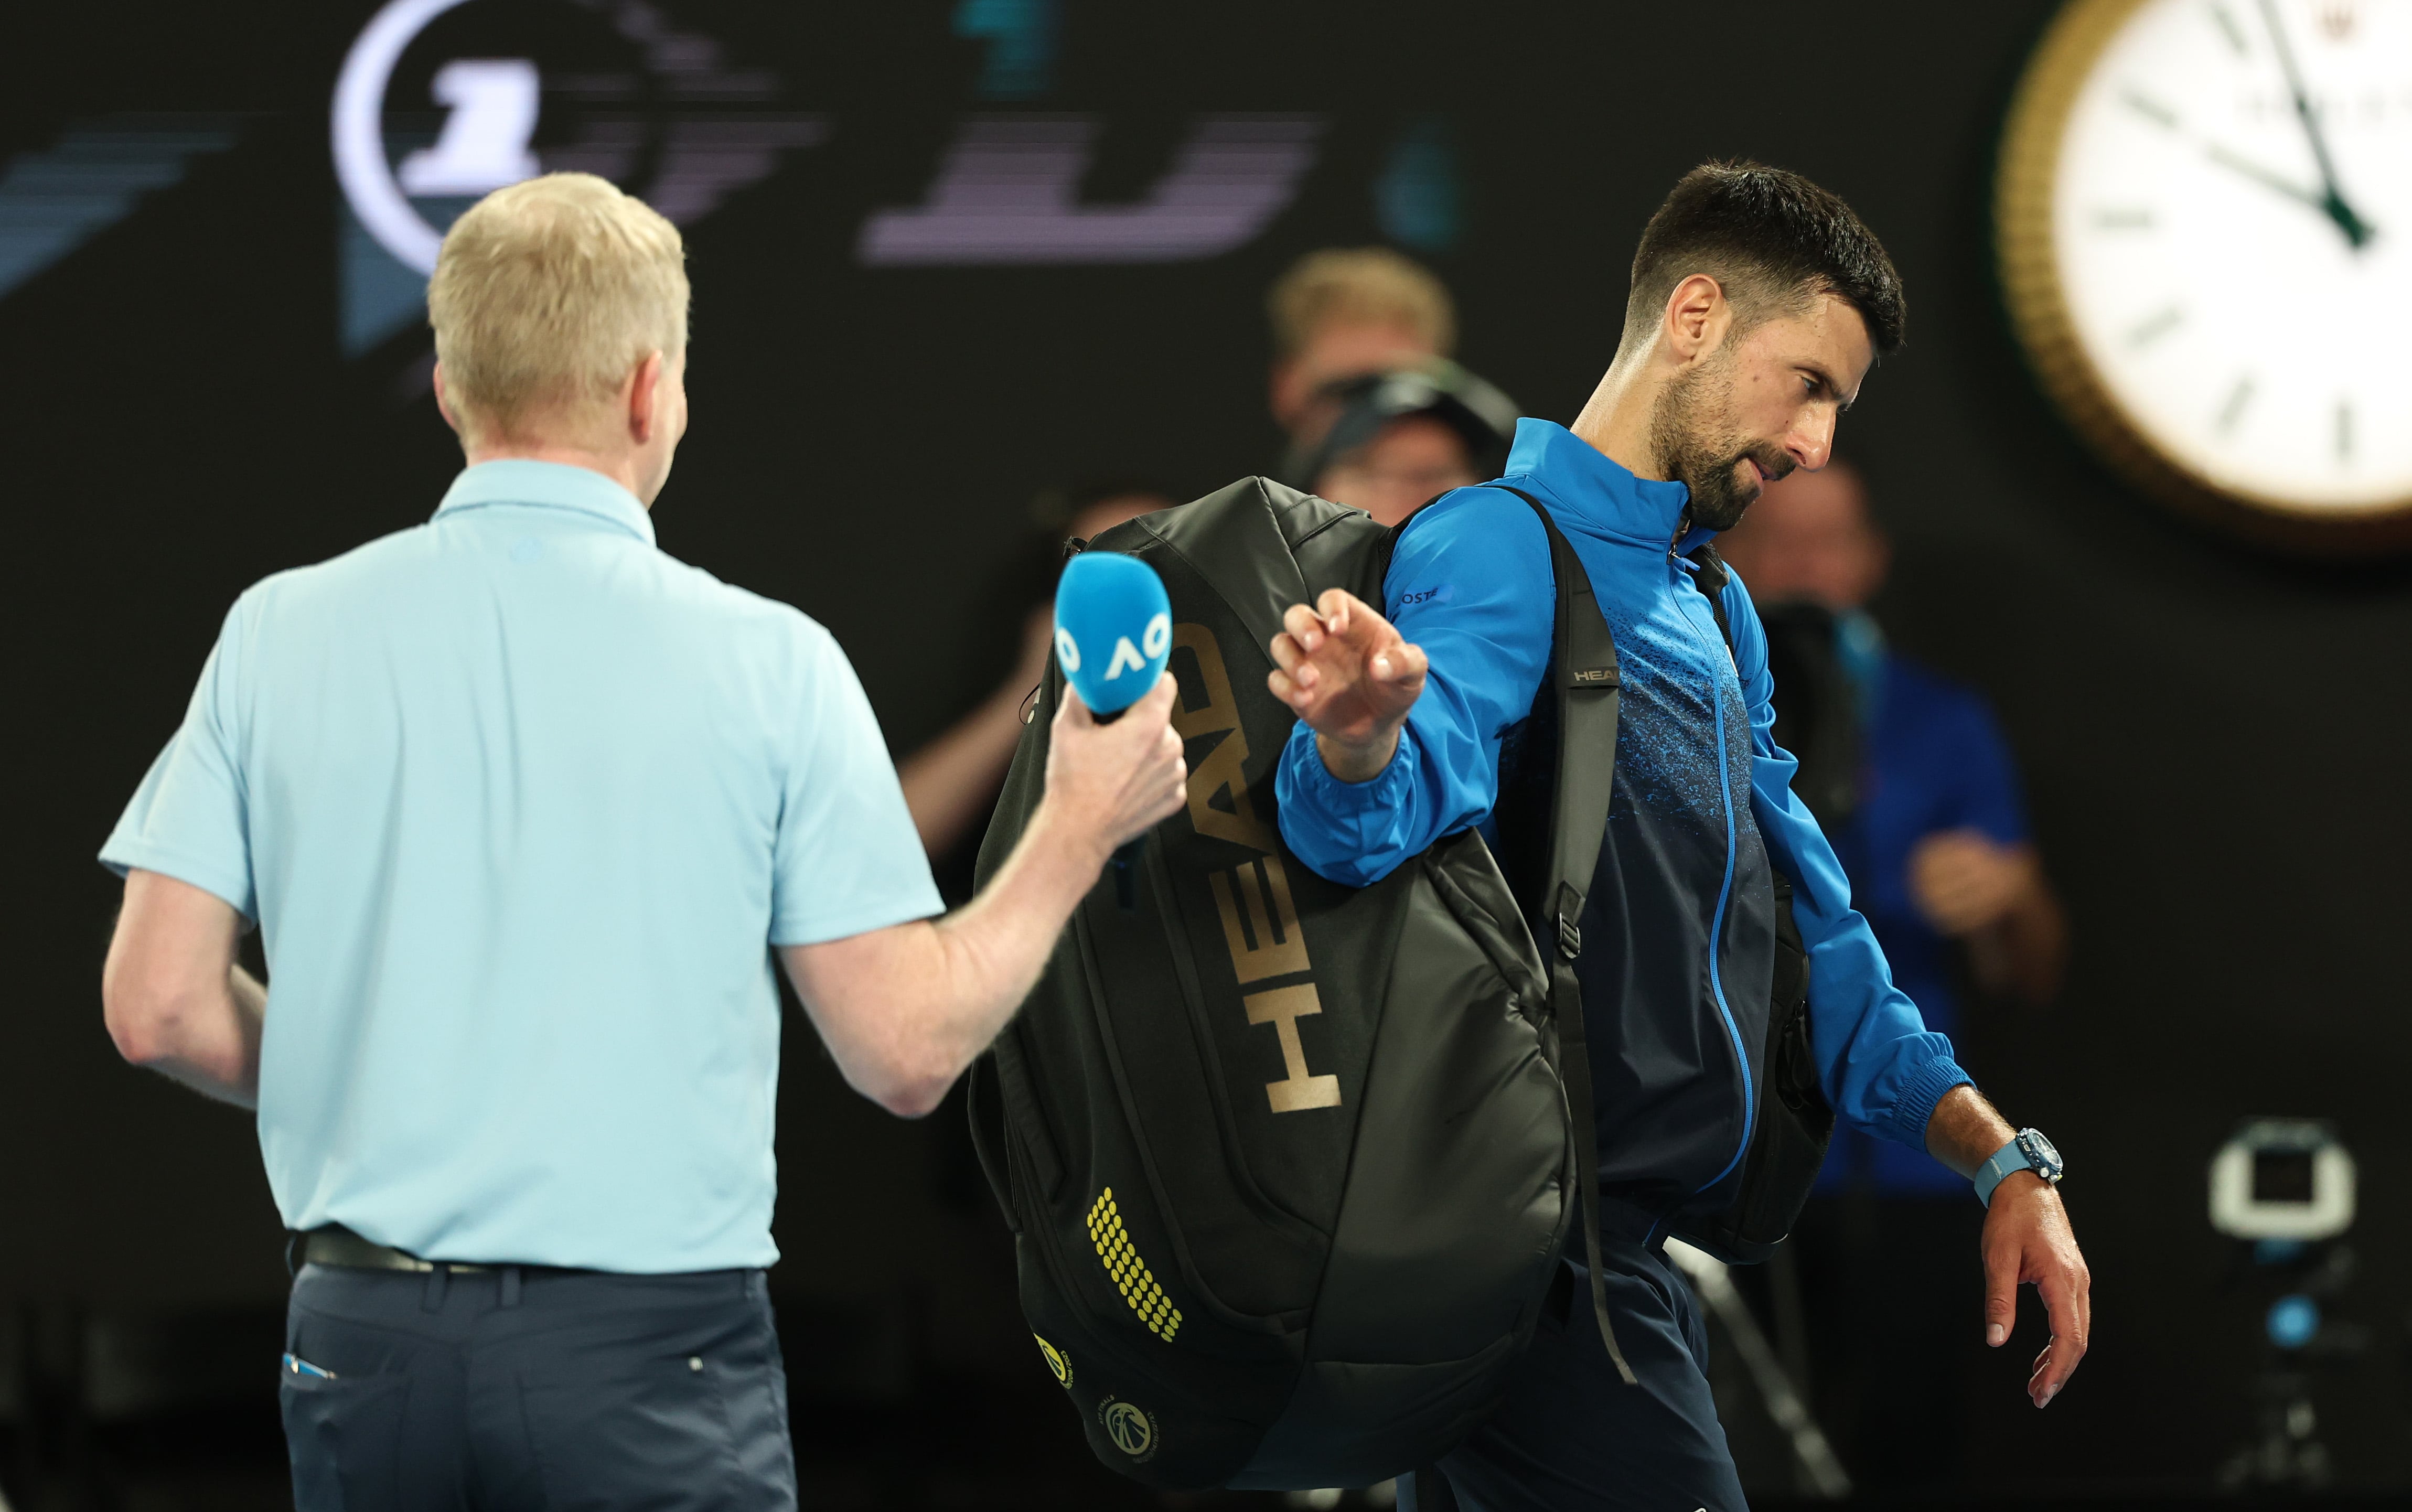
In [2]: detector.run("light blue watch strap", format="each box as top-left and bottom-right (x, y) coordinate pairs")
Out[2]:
(1973, 1137), (2027, 1208)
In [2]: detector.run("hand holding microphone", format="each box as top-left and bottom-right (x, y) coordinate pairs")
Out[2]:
(1047, 552), (1187, 906)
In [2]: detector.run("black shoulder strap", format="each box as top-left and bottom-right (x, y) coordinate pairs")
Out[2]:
(1490, 489), (1620, 962)
(1366, 486), (1635, 1379)
(1491, 486), (1636, 1386)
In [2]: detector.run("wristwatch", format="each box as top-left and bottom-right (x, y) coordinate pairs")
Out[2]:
(1974, 1128), (2063, 1208)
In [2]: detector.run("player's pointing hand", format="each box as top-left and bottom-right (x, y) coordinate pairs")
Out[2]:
(1267, 588), (1427, 783)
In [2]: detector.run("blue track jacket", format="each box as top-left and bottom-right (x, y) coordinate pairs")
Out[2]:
(1275, 421), (1971, 1219)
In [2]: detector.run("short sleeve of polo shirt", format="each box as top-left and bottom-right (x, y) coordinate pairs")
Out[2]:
(769, 627), (944, 946)
(99, 603), (258, 917)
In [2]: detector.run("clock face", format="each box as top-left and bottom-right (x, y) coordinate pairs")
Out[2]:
(2001, 0), (2412, 540)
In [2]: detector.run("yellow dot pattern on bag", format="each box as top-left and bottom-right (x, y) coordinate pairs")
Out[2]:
(1086, 1188), (1182, 1342)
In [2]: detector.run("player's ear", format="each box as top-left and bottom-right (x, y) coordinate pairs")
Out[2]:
(1663, 274), (1731, 364)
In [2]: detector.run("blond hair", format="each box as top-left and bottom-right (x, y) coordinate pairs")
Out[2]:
(427, 174), (689, 437)
(1266, 248), (1455, 361)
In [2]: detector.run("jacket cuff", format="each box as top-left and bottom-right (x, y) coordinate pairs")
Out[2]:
(1281, 721), (1419, 817)
(1892, 1053), (1976, 1154)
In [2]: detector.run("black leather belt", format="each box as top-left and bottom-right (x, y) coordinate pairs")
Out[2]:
(292, 1225), (496, 1274)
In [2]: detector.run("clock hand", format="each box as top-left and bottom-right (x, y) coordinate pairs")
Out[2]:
(2254, 0), (2376, 249)
(2202, 141), (2330, 216)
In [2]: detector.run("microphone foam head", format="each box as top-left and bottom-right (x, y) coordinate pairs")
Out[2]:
(1054, 551), (1172, 715)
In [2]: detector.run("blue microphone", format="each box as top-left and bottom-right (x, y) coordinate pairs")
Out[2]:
(1053, 551), (1173, 908)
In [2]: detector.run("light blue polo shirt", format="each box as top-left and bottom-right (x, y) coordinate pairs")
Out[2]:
(100, 460), (942, 1272)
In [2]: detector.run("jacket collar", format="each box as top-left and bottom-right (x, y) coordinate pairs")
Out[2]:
(433, 460), (657, 547)
(1498, 419), (1709, 555)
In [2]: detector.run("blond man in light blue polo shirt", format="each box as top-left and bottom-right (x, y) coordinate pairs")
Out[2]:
(96, 173), (1185, 1510)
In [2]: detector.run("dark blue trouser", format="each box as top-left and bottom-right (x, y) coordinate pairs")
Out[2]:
(1403, 1227), (1747, 1512)
(281, 1261), (796, 1511)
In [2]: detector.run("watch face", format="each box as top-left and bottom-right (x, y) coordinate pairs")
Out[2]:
(2000, 0), (2412, 545)
(2020, 1129), (2065, 1178)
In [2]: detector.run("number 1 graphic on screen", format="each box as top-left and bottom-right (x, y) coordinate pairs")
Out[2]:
(399, 60), (541, 196)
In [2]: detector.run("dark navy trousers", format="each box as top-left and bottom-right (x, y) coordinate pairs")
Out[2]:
(1402, 1228), (1748, 1512)
(281, 1262), (796, 1511)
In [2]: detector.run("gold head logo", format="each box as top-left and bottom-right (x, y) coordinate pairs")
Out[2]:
(1170, 624), (1340, 1113)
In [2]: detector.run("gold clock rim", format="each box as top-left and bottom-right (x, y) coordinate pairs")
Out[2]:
(1995, 0), (2412, 555)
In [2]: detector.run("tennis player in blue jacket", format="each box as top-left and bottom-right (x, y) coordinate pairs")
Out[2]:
(1265, 163), (2092, 1511)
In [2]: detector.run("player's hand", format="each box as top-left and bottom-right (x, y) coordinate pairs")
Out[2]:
(1266, 589), (1427, 782)
(1044, 673), (1187, 857)
(1981, 1173), (2091, 1408)
(1909, 830), (2037, 936)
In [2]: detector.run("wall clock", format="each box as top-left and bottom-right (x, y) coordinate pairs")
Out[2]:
(1999, 0), (2412, 553)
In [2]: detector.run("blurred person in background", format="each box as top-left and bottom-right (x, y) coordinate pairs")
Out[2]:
(904, 242), (1470, 877)
(1264, 247), (1517, 528)
(1266, 246), (1456, 459)
(1717, 457), (2067, 1488)
(899, 478), (1176, 902)
(93, 173), (1187, 1511)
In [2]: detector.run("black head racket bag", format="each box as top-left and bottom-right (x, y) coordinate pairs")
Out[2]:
(969, 477), (1629, 1490)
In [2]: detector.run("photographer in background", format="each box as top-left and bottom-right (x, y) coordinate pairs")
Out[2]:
(1285, 363), (1519, 528)
(1717, 457), (2068, 1488)
(1714, 458), (2066, 1025)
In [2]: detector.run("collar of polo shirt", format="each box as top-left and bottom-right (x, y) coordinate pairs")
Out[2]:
(433, 459), (658, 548)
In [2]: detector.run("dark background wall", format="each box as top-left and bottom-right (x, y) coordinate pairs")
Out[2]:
(5, 0), (2408, 1495)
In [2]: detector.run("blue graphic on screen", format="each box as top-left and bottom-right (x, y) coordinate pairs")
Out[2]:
(954, 0), (1059, 101)
(341, 139), (469, 357)
(0, 117), (237, 302)
(1375, 114), (1461, 256)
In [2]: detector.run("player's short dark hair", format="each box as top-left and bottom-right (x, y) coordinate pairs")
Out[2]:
(1625, 161), (1905, 355)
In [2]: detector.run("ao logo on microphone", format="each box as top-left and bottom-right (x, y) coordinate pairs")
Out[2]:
(1053, 614), (1171, 683)
(1053, 553), (1172, 716)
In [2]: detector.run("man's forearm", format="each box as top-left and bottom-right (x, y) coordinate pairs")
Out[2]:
(920, 798), (1108, 1057)
(1924, 1083), (2018, 1178)
(788, 796), (1109, 1117)
(112, 965), (266, 1109)
(789, 669), (1185, 1117)
(103, 871), (267, 1109)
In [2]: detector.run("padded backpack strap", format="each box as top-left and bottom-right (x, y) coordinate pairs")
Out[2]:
(1492, 487), (1636, 1386)
(1356, 490), (1443, 605)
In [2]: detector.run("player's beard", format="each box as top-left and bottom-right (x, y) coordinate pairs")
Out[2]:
(1648, 351), (1792, 533)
